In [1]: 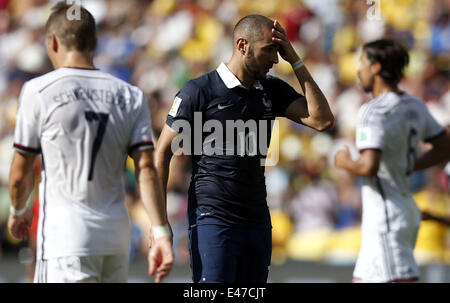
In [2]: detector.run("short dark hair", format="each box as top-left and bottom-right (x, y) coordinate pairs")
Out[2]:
(45, 1), (97, 52)
(362, 39), (410, 86)
(233, 14), (274, 44)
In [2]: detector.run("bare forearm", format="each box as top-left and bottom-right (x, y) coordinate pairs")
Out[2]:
(414, 149), (450, 171)
(154, 150), (172, 205)
(271, 21), (333, 131)
(9, 173), (33, 210)
(293, 65), (334, 130)
(426, 214), (450, 226)
(136, 165), (168, 227)
(339, 158), (376, 177)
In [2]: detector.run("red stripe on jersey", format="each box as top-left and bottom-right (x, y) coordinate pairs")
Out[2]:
(13, 143), (41, 153)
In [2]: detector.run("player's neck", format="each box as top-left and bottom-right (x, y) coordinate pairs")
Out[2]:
(372, 77), (399, 98)
(226, 57), (256, 88)
(57, 51), (96, 70)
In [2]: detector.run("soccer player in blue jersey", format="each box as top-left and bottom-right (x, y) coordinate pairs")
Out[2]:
(155, 15), (334, 283)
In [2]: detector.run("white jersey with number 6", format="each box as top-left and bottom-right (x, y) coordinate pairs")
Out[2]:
(353, 91), (445, 282)
(14, 68), (154, 260)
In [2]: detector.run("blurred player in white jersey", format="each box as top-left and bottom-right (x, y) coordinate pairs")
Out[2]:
(7, 2), (174, 283)
(335, 39), (450, 283)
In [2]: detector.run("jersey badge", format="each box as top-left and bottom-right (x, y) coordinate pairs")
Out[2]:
(169, 96), (182, 117)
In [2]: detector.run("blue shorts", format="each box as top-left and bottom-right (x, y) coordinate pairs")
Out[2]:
(188, 223), (272, 283)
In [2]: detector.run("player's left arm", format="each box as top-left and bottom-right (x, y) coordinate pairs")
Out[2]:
(272, 20), (334, 131)
(414, 127), (450, 171)
(334, 147), (382, 177)
(7, 151), (36, 241)
(131, 148), (174, 283)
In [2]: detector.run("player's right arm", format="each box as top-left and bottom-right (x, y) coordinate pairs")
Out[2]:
(335, 103), (384, 177)
(8, 82), (40, 241)
(154, 124), (179, 205)
(8, 152), (36, 241)
(131, 148), (174, 283)
(334, 147), (381, 177)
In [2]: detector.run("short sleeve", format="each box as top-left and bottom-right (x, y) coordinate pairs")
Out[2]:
(264, 76), (304, 117)
(13, 82), (42, 155)
(423, 107), (445, 142)
(128, 91), (154, 155)
(166, 81), (202, 132)
(356, 106), (385, 151)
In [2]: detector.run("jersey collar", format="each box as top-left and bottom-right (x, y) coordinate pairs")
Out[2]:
(216, 62), (263, 90)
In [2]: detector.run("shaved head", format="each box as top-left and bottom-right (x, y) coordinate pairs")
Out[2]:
(233, 14), (274, 44)
(228, 14), (280, 84)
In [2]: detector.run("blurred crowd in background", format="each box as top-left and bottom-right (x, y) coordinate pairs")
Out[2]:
(0, 0), (449, 279)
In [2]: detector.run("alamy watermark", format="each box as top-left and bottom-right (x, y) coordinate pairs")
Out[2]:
(66, 0), (82, 21)
(66, 0), (383, 23)
(170, 114), (280, 167)
(366, 0), (382, 21)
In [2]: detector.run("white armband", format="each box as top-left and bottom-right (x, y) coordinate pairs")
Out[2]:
(10, 205), (28, 216)
(292, 58), (305, 71)
(152, 224), (172, 239)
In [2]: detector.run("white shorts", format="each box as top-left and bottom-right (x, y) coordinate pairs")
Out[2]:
(353, 228), (420, 283)
(34, 255), (129, 283)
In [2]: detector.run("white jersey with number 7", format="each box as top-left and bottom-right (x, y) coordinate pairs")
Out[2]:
(13, 68), (154, 260)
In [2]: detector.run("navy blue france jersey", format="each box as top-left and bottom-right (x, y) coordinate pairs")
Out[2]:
(166, 63), (303, 227)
